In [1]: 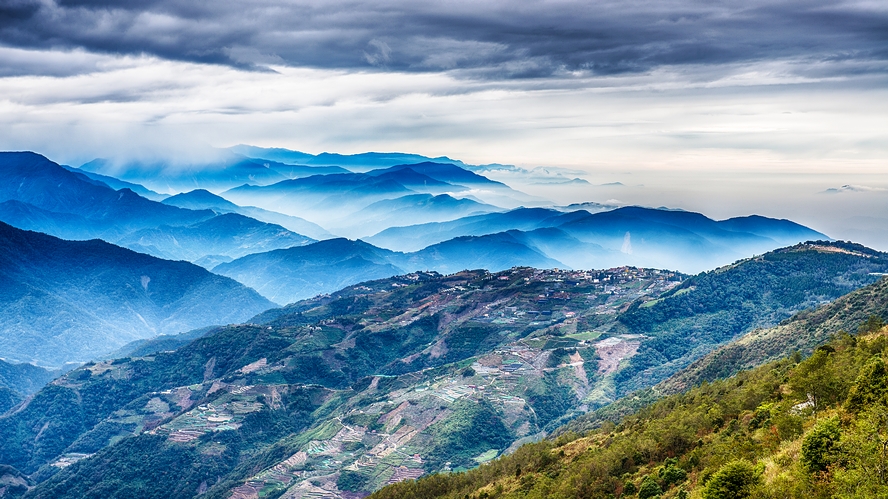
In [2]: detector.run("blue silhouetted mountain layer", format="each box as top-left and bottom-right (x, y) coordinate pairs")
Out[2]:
(366, 207), (577, 251)
(0, 152), (212, 240)
(229, 145), (467, 172)
(212, 238), (406, 304)
(330, 193), (502, 238)
(59, 164), (167, 201)
(369, 206), (828, 273)
(117, 212), (315, 265)
(223, 162), (543, 225)
(0, 221), (275, 366)
(222, 170), (438, 224)
(81, 153), (349, 193)
(399, 232), (565, 275)
(366, 162), (504, 187)
(214, 233), (572, 304)
(0, 154), (323, 265)
(161, 189), (333, 240)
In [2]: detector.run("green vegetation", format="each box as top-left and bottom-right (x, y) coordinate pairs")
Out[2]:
(369, 318), (888, 499)
(3, 247), (888, 499)
(615, 242), (888, 394)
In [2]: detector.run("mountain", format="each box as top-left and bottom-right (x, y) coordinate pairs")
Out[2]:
(223, 163), (544, 226)
(368, 206), (828, 273)
(161, 189), (333, 240)
(213, 238), (405, 304)
(0, 360), (58, 414)
(661, 269), (888, 394)
(0, 221), (275, 366)
(370, 315), (888, 499)
(331, 193), (502, 238)
(59, 165), (168, 201)
(0, 267), (685, 497)
(213, 234), (571, 304)
(366, 207), (574, 252)
(0, 152), (212, 240)
(555, 206), (827, 272)
(400, 231), (565, 275)
(222, 170), (420, 222)
(80, 156), (294, 193)
(116, 212), (315, 266)
(226, 145), (317, 166)
(3, 244), (887, 498)
(0, 360), (58, 397)
(367, 162), (504, 187)
(229, 145), (468, 172)
(608, 241), (888, 396)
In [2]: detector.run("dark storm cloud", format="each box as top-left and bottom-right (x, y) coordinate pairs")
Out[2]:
(1, 0), (887, 78)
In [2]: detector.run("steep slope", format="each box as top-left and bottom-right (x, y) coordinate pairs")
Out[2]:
(6, 246), (888, 498)
(662, 273), (888, 394)
(0, 222), (275, 366)
(609, 241), (888, 395)
(213, 238), (406, 304)
(161, 189), (333, 240)
(0, 361), (58, 397)
(0, 361), (58, 414)
(0, 268), (681, 497)
(370, 320), (888, 499)
(117, 212), (315, 266)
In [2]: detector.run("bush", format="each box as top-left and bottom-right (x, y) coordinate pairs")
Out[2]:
(801, 417), (842, 473)
(638, 476), (663, 499)
(701, 460), (761, 499)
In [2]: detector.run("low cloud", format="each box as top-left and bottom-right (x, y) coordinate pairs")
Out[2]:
(820, 184), (888, 194)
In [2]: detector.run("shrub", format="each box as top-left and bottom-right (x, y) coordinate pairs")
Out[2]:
(801, 417), (842, 473)
(701, 460), (761, 499)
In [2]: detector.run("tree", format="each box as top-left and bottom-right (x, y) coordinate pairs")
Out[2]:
(801, 417), (842, 473)
(637, 476), (662, 499)
(791, 349), (844, 412)
(859, 315), (885, 335)
(702, 460), (761, 499)
(846, 357), (888, 413)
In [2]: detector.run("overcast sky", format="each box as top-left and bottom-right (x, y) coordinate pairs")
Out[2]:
(1, 0), (887, 241)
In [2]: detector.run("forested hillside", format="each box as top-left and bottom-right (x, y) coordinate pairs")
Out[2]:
(371, 311), (888, 499)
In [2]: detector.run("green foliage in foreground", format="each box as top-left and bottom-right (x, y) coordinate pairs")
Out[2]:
(370, 321), (888, 499)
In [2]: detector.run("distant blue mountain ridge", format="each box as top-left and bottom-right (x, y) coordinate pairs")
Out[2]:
(0, 152), (321, 266)
(214, 206), (827, 304)
(0, 150), (830, 310)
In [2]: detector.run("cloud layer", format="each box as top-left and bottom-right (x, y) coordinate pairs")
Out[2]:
(1, 0), (887, 78)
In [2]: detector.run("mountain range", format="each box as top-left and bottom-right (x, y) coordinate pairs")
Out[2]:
(0, 221), (274, 366)
(0, 153), (321, 267)
(209, 206), (827, 304)
(1, 241), (886, 498)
